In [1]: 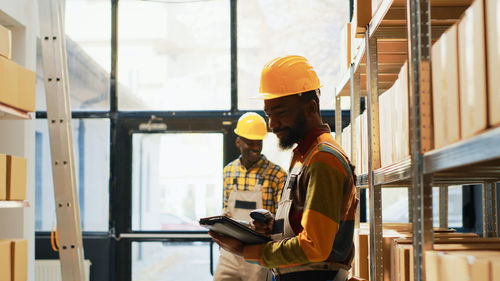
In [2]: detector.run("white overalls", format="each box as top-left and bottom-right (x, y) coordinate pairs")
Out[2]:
(213, 165), (273, 281)
(271, 142), (352, 281)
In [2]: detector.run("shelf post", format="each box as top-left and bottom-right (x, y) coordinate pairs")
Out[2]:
(335, 95), (342, 145)
(38, 0), (86, 280)
(407, 0), (434, 280)
(365, 29), (383, 281)
(439, 186), (448, 229)
(439, 186), (448, 228)
(350, 64), (361, 229)
(482, 182), (498, 238)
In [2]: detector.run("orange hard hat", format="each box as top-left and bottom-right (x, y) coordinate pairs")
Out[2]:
(258, 55), (321, 100)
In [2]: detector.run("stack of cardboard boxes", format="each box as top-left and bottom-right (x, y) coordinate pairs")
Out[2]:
(0, 24), (36, 113)
(432, 0), (500, 149)
(0, 24), (30, 281)
(353, 223), (500, 281)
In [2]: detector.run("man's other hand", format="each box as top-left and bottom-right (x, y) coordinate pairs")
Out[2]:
(209, 230), (244, 256)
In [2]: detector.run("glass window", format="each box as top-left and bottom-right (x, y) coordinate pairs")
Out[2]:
(380, 186), (463, 228)
(262, 133), (292, 172)
(132, 242), (219, 281)
(118, 0), (230, 111)
(237, 0), (349, 110)
(35, 119), (110, 232)
(36, 0), (111, 111)
(132, 133), (223, 231)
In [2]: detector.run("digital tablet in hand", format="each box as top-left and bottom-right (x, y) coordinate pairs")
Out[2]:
(199, 215), (271, 245)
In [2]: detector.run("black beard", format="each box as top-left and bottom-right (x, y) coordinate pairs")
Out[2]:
(278, 112), (307, 150)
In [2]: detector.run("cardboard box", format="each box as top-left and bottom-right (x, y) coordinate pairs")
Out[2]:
(0, 56), (19, 109)
(458, 0), (488, 138)
(0, 240), (11, 281)
(0, 24), (11, 60)
(11, 240), (27, 281)
(342, 124), (351, 160)
(7, 155), (26, 201)
(392, 63), (409, 163)
(432, 24), (461, 149)
(16, 66), (36, 112)
(379, 87), (394, 167)
(354, 0), (372, 37)
(0, 154), (6, 200)
(485, 0), (500, 127)
(426, 250), (500, 281)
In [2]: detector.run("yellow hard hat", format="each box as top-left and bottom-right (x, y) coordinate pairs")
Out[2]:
(234, 112), (267, 140)
(258, 55), (321, 100)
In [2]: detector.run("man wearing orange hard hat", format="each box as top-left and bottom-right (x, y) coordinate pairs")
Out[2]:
(210, 56), (358, 281)
(213, 112), (287, 281)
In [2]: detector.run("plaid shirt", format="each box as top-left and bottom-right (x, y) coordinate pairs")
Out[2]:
(223, 155), (286, 215)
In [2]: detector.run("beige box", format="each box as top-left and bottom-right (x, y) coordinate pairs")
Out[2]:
(432, 24), (461, 149)
(392, 63), (409, 163)
(0, 240), (11, 281)
(16, 65), (36, 112)
(485, 0), (500, 127)
(379, 87), (394, 167)
(458, 0), (488, 138)
(341, 124), (351, 160)
(0, 24), (11, 60)
(0, 154), (6, 200)
(0, 56), (19, 109)
(7, 155), (27, 201)
(11, 240), (27, 281)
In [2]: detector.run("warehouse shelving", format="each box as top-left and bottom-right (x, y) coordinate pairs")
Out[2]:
(0, 103), (31, 120)
(0, 201), (30, 208)
(334, 0), (499, 280)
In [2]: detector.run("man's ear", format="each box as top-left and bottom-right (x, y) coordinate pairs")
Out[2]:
(306, 99), (319, 116)
(235, 136), (241, 148)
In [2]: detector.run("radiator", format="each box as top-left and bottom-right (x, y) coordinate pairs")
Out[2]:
(35, 260), (91, 281)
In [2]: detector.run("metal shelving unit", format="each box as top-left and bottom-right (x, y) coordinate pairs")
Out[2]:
(0, 201), (30, 208)
(334, 0), (499, 280)
(0, 103), (31, 120)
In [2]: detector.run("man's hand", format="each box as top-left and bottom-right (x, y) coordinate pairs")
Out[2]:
(249, 210), (274, 236)
(209, 231), (244, 256)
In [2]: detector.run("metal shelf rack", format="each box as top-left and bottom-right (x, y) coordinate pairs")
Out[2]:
(0, 103), (31, 120)
(334, 0), (498, 280)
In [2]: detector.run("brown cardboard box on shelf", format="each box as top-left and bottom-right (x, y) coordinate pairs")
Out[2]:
(0, 56), (19, 109)
(0, 154), (6, 200)
(0, 24), (11, 60)
(0, 240), (11, 281)
(16, 65), (36, 112)
(353, 228), (369, 279)
(6, 155), (27, 201)
(485, 0), (500, 127)
(11, 240), (27, 281)
(426, 250), (500, 281)
(432, 24), (461, 149)
(458, 0), (488, 139)
(354, 0), (372, 37)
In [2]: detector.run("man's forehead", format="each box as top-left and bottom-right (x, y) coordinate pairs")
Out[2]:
(264, 95), (298, 112)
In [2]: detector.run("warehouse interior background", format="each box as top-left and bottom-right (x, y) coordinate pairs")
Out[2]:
(0, 0), (499, 280)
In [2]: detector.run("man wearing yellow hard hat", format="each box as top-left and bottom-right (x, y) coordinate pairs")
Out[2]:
(213, 112), (286, 281)
(210, 56), (358, 281)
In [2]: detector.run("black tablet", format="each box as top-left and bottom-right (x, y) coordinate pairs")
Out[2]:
(199, 215), (271, 245)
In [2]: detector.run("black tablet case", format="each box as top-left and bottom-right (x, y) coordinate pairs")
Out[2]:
(199, 215), (271, 244)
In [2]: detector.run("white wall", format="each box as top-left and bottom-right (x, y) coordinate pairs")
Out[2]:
(0, 0), (39, 280)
